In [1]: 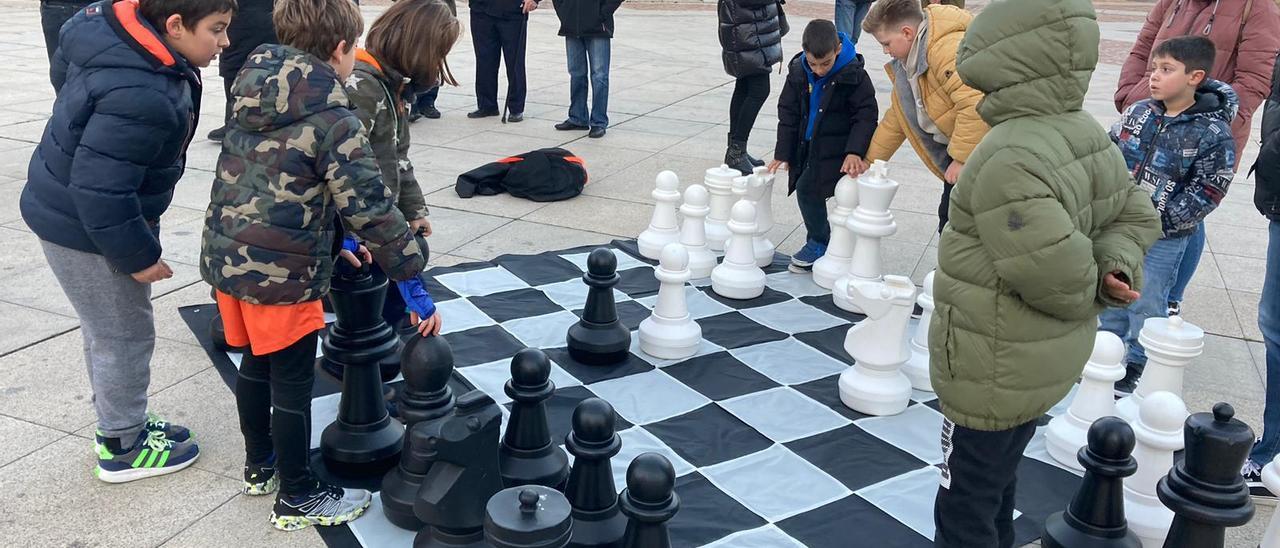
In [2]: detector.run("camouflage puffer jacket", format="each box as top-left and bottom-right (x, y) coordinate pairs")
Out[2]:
(346, 50), (429, 222)
(201, 44), (425, 305)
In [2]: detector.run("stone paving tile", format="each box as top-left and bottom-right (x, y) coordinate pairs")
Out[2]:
(0, 300), (78, 355)
(460, 219), (614, 260)
(1179, 285), (1246, 339)
(146, 368), (250, 481)
(0, 415), (65, 468)
(1217, 253), (1267, 294)
(523, 194), (655, 237)
(161, 493), (326, 547)
(1230, 289), (1264, 343)
(426, 186), (549, 219)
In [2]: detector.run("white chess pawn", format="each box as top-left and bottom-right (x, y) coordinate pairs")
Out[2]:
(1261, 456), (1280, 547)
(679, 184), (716, 279)
(703, 164), (740, 252)
(838, 275), (916, 416)
(1123, 391), (1186, 547)
(711, 200), (765, 300)
(1114, 316), (1202, 439)
(638, 171), (683, 260)
(639, 243), (702, 360)
(748, 167), (777, 267)
(1045, 331), (1127, 471)
(813, 175), (859, 289)
(903, 270), (935, 392)
(730, 175), (773, 267)
(836, 160), (899, 314)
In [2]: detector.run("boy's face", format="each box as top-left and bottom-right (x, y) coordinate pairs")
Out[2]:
(162, 11), (232, 68)
(872, 24), (916, 61)
(807, 44), (842, 77)
(330, 40), (357, 81)
(1148, 55), (1205, 102)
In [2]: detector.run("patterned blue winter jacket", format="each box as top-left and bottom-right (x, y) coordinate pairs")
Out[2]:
(1110, 78), (1237, 238)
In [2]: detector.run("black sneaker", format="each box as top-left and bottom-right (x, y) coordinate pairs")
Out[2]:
(422, 106), (441, 119)
(467, 109), (499, 119)
(1241, 459), (1277, 506)
(207, 126), (227, 142)
(1167, 301), (1181, 316)
(1113, 364), (1142, 396)
(271, 481), (372, 531)
(555, 120), (588, 131)
(243, 454), (279, 496)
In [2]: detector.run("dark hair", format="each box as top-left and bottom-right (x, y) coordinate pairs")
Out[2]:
(366, 0), (461, 89)
(139, 0), (237, 33)
(1153, 36), (1216, 75)
(803, 20), (840, 57)
(274, 0), (364, 59)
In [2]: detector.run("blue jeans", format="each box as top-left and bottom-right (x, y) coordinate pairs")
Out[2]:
(1099, 235), (1190, 367)
(1250, 220), (1280, 464)
(835, 0), (872, 44)
(1168, 221), (1205, 303)
(566, 36), (610, 129)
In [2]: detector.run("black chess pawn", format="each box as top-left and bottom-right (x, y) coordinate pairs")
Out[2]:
(501, 348), (571, 490)
(567, 248), (631, 365)
(320, 260), (404, 477)
(1157, 403), (1255, 548)
(1042, 416), (1142, 548)
(414, 390), (505, 548)
(484, 486), (574, 548)
(565, 398), (626, 548)
(383, 335), (459, 530)
(619, 453), (679, 548)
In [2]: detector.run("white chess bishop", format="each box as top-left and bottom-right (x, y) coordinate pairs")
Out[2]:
(1114, 316), (1202, 439)
(1045, 331), (1127, 471)
(902, 270), (935, 392)
(638, 171), (683, 260)
(678, 184), (717, 279)
(812, 175), (858, 289)
(710, 200), (766, 300)
(1123, 391), (1186, 548)
(835, 160), (899, 314)
(838, 275), (916, 416)
(639, 243), (702, 360)
(703, 164), (740, 252)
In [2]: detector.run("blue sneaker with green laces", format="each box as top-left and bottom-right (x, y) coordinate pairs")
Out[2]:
(145, 412), (192, 443)
(94, 429), (200, 484)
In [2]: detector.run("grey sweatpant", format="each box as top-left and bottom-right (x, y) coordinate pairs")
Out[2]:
(41, 240), (154, 443)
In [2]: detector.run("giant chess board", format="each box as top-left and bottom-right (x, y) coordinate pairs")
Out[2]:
(180, 239), (1083, 547)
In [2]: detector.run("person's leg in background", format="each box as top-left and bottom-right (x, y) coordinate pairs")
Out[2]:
(470, 11), (502, 116)
(1098, 235), (1189, 393)
(585, 36), (611, 135)
(789, 147), (829, 272)
(563, 36), (590, 128)
(1166, 220), (1205, 316)
(834, 0), (856, 40)
(934, 418), (1037, 548)
(1244, 219), (1280, 499)
(40, 0), (85, 62)
(725, 73), (770, 173)
(496, 15), (529, 120)
(850, 1), (872, 44)
(411, 86), (442, 121)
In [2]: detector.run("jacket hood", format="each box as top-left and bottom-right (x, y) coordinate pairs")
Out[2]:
(1182, 78), (1240, 122)
(59, 0), (188, 77)
(353, 50), (422, 103)
(925, 4), (971, 49)
(232, 44), (352, 132)
(955, 0), (1099, 125)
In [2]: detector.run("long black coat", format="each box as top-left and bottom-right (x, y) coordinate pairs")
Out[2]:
(556, 0), (623, 38)
(775, 52), (878, 198)
(1255, 53), (1280, 221)
(718, 0), (783, 78)
(220, 0), (276, 79)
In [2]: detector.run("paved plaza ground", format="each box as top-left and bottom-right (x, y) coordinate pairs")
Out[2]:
(0, 0), (1273, 545)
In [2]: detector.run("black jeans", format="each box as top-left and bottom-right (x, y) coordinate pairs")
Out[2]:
(934, 418), (1038, 548)
(728, 73), (770, 143)
(794, 146), (830, 246)
(414, 86), (441, 112)
(40, 0), (88, 61)
(471, 11), (528, 115)
(237, 330), (321, 495)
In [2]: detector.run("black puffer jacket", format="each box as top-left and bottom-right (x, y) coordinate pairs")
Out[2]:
(219, 0), (276, 80)
(556, 0), (623, 38)
(1255, 53), (1280, 221)
(718, 0), (784, 78)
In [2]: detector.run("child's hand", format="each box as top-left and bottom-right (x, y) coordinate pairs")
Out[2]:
(767, 159), (787, 174)
(339, 245), (372, 268)
(841, 154), (867, 176)
(410, 218), (433, 238)
(944, 161), (965, 184)
(522, 0), (538, 13)
(410, 311), (443, 337)
(1103, 271), (1141, 304)
(131, 259), (173, 284)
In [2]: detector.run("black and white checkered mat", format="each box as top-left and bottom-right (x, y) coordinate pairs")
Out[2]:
(180, 239), (1082, 547)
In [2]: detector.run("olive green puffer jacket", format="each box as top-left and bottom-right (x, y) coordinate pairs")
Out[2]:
(928, 0), (1162, 431)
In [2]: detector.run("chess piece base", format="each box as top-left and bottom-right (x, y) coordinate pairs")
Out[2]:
(638, 230), (680, 261)
(1124, 490), (1173, 548)
(753, 238), (775, 268)
(832, 279), (865, 314)
(568, 505), (627, 548)
(320, 414), (402, 476)
(567, 321), (631, 366)
(1044, 415), (1089, 473)
(500, 445), (571, 490)
(414, 528), (488, 548)
(710, 267), (765, 300)
(638, 316), (701, 360)
(1042, 511), (1142, 548)
(381, 466), (426, 531)
(903, 346), (932, 392)
(811, 257), (849, 290)
(837, 365), (911, 416)
(704, 223), (730, 252)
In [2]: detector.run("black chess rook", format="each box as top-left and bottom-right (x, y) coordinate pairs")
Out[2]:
(484, 486), (574, 548)
(565, 398), (626, 548)
(1157, 403), (1255, 548)
(567, 248), (631, 365)
(383, 335), (459, 530)
(500, 348), (571, 490)
(1042, 416), (1142, 548)
(619, 453), (679, 548)
(414, 390), (505, 548)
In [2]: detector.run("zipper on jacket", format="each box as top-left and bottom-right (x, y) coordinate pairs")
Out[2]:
(1135, 116), (1166, 181)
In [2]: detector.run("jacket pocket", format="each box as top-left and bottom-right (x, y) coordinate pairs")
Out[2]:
(936, 302), (956, 381)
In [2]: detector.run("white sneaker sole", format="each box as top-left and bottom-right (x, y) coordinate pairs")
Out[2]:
(94, 453), (199, 484)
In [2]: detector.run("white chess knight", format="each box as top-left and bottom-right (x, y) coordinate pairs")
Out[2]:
(703, 164), (740, 252)
(902, 270), (936, 392)
(711, 200), (766, 300)
(638, 171), (683, 260)
(1123, 391), (1186, 548)
(812, 175), (858, 289)
(678, 184), (717, 279)
(639, 243), (702, 360)
(1262, 456), (1280, 547)
(835, 160), (899, 314)
(746, 167), (777, 267)
(1114, 316), (1202, 440)
(838, 275), (916, 416)
(1045, 331), (1127, 472)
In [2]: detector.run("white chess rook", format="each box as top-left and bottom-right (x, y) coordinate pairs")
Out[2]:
(1114, 316), (1202, 438)
(638, 171), (683, 260)
(835, 160), (899, 314)
(679, 184), (717, 279)
(703, 164), (740, 252)
(1123, 391), (1186, 548)
(711, 200), (766, 300)
(838, 275), (916, 416)
(639, 243), (702, 360)
(1262, 456), (1280, 547)
(903, 270), (936, 392)
(1045, 331), (1127, 471)
(748, 167), (777, 267)
(812, 175), (858, 289)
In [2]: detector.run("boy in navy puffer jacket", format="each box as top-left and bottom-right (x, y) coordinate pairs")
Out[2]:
(1103, 35), (1237, 394)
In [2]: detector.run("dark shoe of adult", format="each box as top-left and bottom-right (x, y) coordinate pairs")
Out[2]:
(505, 112), (524, 123)
(746, 153), (765, 168)
(588, 127), (606, 139)
(408, 110), (425, 123)
(555, 121), (588, 131)
(1113, 363), (1143, 397)
(423, 106), (442, 119)
(467, 109), (499, 119)
(208, 126), (227, 142)
(724, 138), (753, 175)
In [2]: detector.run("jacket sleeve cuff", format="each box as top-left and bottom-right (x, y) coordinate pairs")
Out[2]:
(1095, 255), (1144, 309)
(108, 241), (163, 275)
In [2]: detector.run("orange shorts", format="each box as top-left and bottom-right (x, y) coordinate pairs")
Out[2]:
(215, 291), (326, 356)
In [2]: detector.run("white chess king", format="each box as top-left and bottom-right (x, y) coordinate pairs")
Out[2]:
(835, 160), (898, 314)
(838, 275), (916, 416)
(1044, 331), (1127, 471)
(639, 243), (702, 360)
(637, 171), (683, 260)
(703, 164), (740, 252)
